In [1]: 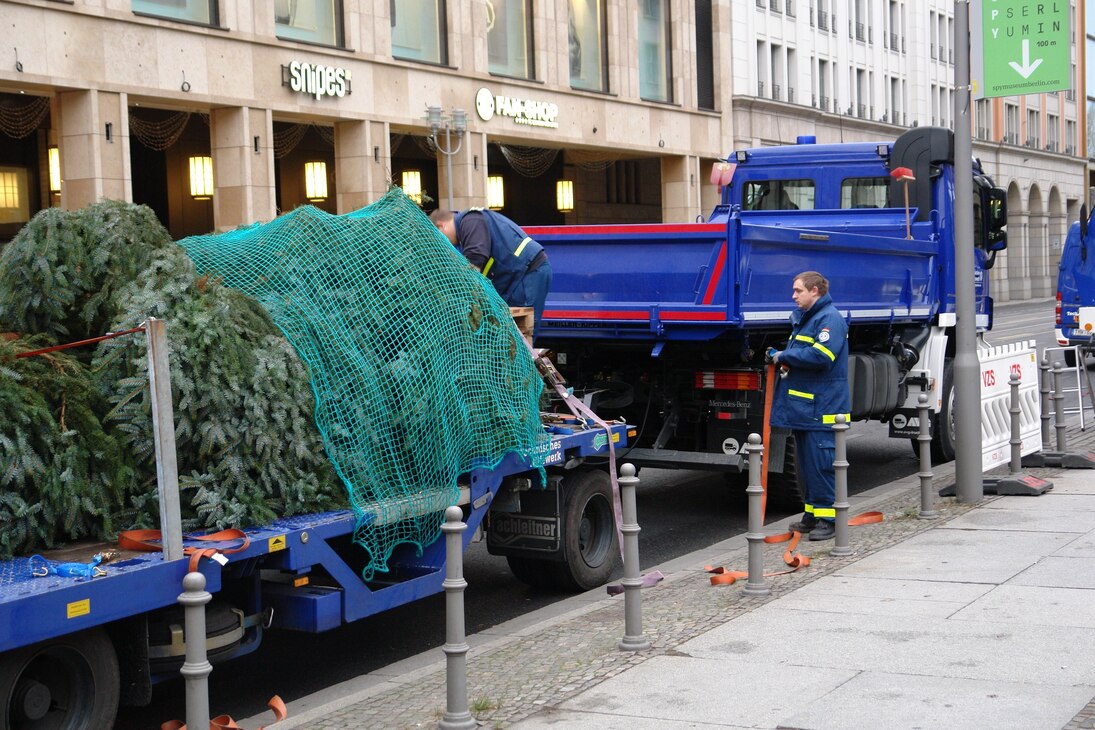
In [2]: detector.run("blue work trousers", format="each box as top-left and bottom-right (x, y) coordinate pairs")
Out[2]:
(794, 429), (836, 520)
(506, 259), (553, 327)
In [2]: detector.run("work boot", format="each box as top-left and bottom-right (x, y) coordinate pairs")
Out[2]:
(808, 520), (835, 541)
(788, 514), (817, 533)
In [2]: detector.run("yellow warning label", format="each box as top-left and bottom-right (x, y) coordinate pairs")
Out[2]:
(67, 599), (90, 619)
(268, 535), (287, 552)
(612, 432), (621, 443)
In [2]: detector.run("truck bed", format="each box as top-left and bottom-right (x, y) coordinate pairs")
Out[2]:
(527, 208), (943, 341)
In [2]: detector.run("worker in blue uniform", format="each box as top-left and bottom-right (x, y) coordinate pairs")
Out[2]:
(766, 271), (851, 542)
(430, 208), (553, 325)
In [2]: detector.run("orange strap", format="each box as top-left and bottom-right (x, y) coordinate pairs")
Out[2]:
(704, 511), (884, 587)
(161, 695), (287, 730)
(760, 363), (777, 522)
(119, 528), (251, 572)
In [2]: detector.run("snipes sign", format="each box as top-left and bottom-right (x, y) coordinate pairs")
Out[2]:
(282, 61), (352, 101)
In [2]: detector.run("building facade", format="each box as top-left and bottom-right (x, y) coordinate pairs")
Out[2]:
(0, 0), (738, 243)
(737, 0), (1087, 301)
(0, 0), (1087, 302)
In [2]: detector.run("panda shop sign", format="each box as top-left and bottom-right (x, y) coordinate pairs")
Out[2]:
(474, 88), (558, 129)
(282, 60), (352, 101)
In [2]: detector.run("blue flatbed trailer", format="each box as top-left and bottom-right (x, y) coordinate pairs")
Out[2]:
(0, 422), (629, 727)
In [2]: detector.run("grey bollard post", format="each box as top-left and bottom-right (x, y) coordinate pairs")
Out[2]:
(743, 434), (770, 597)
(917, 394), (938, 519)
(831, 414), (853, 557)
(439, 506), (477, 730)
(618, 464), (652, 650)
(1008, 373), (1023, 475)
(1053, 361), (1069, 453)
(1039, 353), (1052, 451)
(178, 572), (212, 730)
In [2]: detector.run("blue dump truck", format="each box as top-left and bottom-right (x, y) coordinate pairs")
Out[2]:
(527, 126), (1009, 501)
(1056, 204), (1095, 360)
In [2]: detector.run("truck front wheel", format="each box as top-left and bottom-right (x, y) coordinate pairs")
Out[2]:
(552, 470), (619, 592)
(0, 628), (119, 730)
(931, 360), (957, 463)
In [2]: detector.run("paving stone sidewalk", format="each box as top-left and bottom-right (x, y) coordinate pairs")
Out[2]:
(265, 423), (1095, 730)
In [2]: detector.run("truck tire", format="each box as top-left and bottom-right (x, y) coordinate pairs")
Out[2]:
(931, 360), (957, 463)
(767, 433), (806, 508)
(147, 601), (244, 673)
(506, 555), (558, 591)
(552, 469), (619, 592)
(0, 628), (119, 730)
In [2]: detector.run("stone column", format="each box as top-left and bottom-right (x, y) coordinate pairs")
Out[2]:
(335, 119), (391, 212)
(437, 129), (486, 210)
(661, 154), (703, 223)
(56, 89), (131, 208)
(210, 107), (276, 230)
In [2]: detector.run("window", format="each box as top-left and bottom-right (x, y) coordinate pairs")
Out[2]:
(0, 167), (29, 225)
(696, 0), (715, 109)
(975, 98), (990, 138)
(1004, 103), (1019, 144)
(743, 180), (815, 211)
(1047, 113), (1059, 151)
(841, 177), (888, 208)
(392, 0), (446, 64)
(132, 0), (216, 25)
(569, 0), (608, 92)
(1026, 108), (1040, 146)
(276, 0), (342, 47)
(639, 0), (671, 102)
(489, 0), (533, 78)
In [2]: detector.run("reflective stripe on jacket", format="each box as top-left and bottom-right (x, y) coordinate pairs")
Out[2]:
(770, 293), (851, 431)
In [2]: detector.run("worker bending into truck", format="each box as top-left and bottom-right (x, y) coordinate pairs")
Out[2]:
(766, 271), (851, 542)
(430, 208), (553, 325)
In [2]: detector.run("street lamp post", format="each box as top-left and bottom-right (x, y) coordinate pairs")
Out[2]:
(427, 106), (467, 211)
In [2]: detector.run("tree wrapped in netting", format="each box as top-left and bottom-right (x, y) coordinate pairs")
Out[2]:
(0, 201), (343, 557)
(179, 189), (546, 579)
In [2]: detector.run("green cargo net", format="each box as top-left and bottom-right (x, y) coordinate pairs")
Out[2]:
(178, 190), (545, 580)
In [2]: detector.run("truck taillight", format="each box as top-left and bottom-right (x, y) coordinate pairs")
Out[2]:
(1056, 292), (1062, 325)
(694, 371), (761, 390)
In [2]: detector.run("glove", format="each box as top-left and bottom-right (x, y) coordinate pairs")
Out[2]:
(765, 347), (780, 364)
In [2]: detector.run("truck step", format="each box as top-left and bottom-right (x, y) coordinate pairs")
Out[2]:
(617, 448), (743, 472)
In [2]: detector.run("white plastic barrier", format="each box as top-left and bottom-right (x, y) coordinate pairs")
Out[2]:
(979, 339), (1040, 471)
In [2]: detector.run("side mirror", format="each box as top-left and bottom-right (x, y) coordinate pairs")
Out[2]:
(984, 187), (1008, 252)
(1081, 203), (1089, 241)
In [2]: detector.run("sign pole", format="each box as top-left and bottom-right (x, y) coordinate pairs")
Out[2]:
(954, 1), (982, 504)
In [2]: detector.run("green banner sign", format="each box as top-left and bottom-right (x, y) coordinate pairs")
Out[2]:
(972, 0), (1071, 99)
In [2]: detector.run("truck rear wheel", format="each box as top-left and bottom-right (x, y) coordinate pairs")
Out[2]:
(552, 470), (619, 592)
(0, 628), (119, 730)
(767, 433), (806, 508)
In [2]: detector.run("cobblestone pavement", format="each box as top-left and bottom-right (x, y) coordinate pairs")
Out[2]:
(289, 426), (1095, 730)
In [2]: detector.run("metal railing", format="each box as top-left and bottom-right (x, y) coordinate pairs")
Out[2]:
(818, 10), (828, 29)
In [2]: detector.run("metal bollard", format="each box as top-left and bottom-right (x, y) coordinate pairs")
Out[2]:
(1053, 361), (1069, 453)
(179, 572), (212, 730)
(1039, 353), (1052, 451)
(617, 464), (652, 650)
(743, 434), (770, 597)
(831, 414), (853, 557)
(439, 506), (476, 730)
(1008, 373), (1022, 475)
(917, 394), (938, 519)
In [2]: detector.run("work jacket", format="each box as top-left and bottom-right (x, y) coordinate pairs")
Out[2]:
(455, 209), (545, 303)
(769, 293), (851, 431)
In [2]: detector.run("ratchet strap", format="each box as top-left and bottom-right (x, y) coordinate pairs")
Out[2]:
(119, 528), (250, 573)
(761, 362), (777, 521)
(704, 511), (884, 587)
(161, 694), (287, 730)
